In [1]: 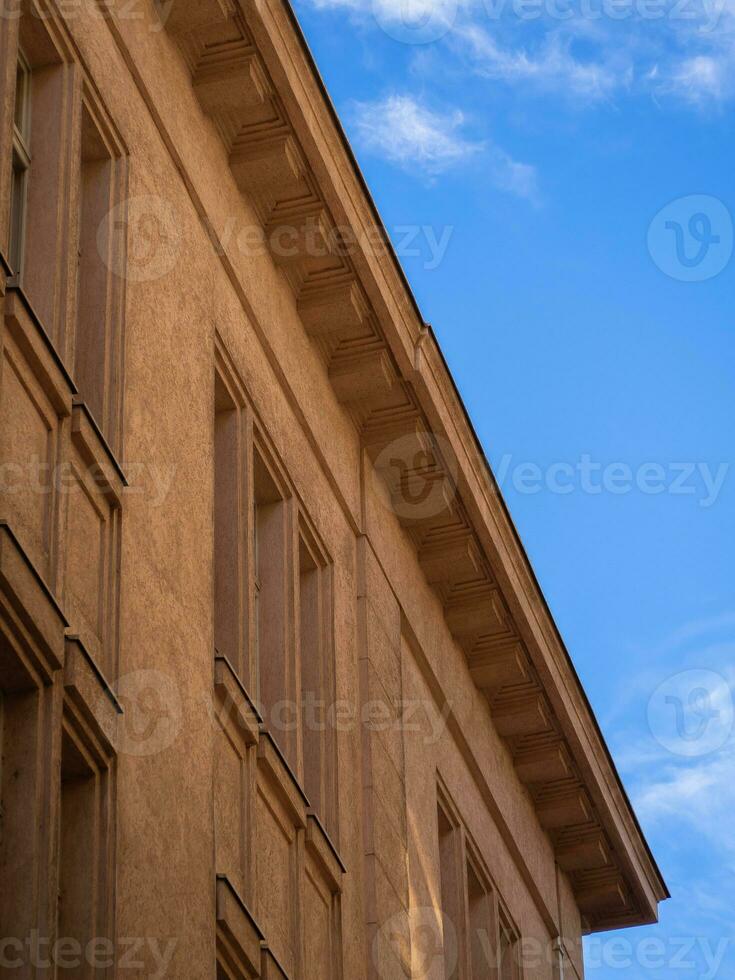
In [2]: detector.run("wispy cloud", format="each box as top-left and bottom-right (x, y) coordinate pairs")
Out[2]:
(302, 0), (735, 110)
(457, 25), (631, 103)
(599, 608), (735, 730)
(606, 612), (735, 860)
(487, 146), (540, 199)
(649, 610), (735, 656)
(306, 0), (464, 35)
(308, 0), (455, 12)
(634, 744), (735, 850)
(350, 94), (539, 197)
(351, 94), (482, 174)
(663, 51), (735, 104)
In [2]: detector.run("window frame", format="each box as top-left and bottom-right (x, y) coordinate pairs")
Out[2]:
(251, 431), (290, 705)
(296, 511), (336, 832)
(436, 776), (524, 980)
(71, 84), (128, 449)
(213, 335), (338, 839)
(8, 48), (31, 283)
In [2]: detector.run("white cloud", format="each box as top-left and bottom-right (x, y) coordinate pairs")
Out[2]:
(622, 636), (735, 851)
(487, 146), (540, 199)
(350, 94), (539, 197)
(457, 24), (631, 102)
(306, 0), (463, 37)
(649, 611), (735, 655)
(351, 94), (482, 174)
(665, 52), (734, 103)
(634, 744), (735, 853)
(301, 0), (735, 110)
(309, 0), (453, 12)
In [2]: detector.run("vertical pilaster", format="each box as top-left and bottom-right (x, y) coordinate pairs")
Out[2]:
(357, 534), (411, 979)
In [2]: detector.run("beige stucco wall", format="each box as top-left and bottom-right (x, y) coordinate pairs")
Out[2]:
(95, 4), (578, 972)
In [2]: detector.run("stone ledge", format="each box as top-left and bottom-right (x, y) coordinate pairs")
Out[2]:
(216, 875), (264, 979)
(71, 397), (128, 502)
(215, 653), (262, 745)
(256, 730), (308, 829)
(0, 521), (67, 688)
(4, 286), (76, 413)
(306, 811), (345, 893)
(63, 634), (122, 753)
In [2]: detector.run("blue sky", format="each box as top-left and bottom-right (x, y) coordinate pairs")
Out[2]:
(291, 0), (734, 974)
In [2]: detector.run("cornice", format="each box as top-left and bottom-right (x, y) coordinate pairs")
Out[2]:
(152, 0), (666, 929)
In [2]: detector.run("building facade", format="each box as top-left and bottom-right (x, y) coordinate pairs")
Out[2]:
(0, 0), (667, 976)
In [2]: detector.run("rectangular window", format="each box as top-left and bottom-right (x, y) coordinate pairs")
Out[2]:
(0, 687), (39, 945)
(467, 859), (494, 979)
(498, 913), (519, 980)
(212, 340), (337, 838)
(8, 21), (126, 450)
(8, 51), (31, 279)
(437, 802), (463, 980)
(436, 780), (523, 980)
(252, 492), (260, 699)
(214, 370), (243, 675)
(299, 535), (320, 806)
(15, 18), (66, 333)
(56, 703), (114, 968)
(253, 444), (288, 742)
(74, 99), (115, 430)
(298, 525), (335, 830)
(58, 727), (97, 956)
